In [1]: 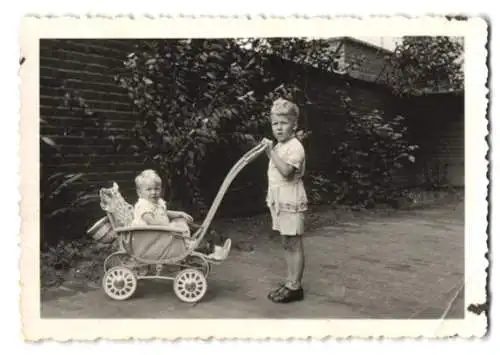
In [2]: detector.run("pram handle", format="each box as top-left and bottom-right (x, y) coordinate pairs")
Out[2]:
(192, 141), (268, 241)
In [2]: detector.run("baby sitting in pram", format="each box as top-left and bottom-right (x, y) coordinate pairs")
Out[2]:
(132, 169), (231, 260)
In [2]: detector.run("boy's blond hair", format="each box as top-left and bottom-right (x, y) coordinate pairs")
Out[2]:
(270, 98), (300, 123)
(135, 169), (162, 189)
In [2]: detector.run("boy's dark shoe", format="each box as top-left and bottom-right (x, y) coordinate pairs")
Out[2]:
(268, 285), (304, 303)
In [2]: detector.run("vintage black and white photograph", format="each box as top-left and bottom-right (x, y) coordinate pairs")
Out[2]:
(20, 16), (488, 340)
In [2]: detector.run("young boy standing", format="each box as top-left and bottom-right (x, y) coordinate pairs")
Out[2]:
(261, 98), (308, 303)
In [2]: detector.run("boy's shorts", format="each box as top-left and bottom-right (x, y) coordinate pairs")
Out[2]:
(269, 206), (305, 236)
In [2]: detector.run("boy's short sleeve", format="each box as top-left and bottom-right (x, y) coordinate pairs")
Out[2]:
(282, 139), (305, 169)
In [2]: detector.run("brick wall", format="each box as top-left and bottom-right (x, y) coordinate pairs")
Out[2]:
(325, 38), (465, 189)
(303, 67), (395, 174)
(40, 39), (143, 206)
(395, 93), (465, 187)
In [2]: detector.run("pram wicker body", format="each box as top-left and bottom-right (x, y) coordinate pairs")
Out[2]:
(87, 142), (267, 303)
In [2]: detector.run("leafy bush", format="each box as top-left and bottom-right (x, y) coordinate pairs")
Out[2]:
(40, 106), (99, 246)
(331, 110), (419, 208)
(304, 172), (336, 205)
(40, 238), (114, 288)
(416, 161), (450, 190)
(114, 38), (338, 214)
(383, 36), (464, 96)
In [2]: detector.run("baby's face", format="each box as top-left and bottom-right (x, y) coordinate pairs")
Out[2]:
(271, 114), (296, 142)
(139, 181), (161, 202)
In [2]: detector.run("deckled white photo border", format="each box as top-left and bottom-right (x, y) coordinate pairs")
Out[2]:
(19, 15), (489, 341)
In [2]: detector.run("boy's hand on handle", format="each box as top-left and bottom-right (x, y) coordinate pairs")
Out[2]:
(261, 138), (274, 157)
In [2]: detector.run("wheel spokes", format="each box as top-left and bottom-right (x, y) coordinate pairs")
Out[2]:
(174, 269), (206, 301)
(103, 267), (137, 300)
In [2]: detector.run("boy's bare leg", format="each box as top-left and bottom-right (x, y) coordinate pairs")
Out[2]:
(284, 235), (305, 290)
(268, 235), (305, 303)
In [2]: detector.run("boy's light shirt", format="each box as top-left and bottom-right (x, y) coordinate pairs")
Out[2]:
(266, 137), (308, 213)
(267, 137), (305, 187)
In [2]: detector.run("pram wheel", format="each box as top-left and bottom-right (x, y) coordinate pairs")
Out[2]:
(173, 268), (207, 303)
(102, 266), (138, 301)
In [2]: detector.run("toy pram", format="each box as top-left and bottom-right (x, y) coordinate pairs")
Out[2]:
(87, 142), (267, 303)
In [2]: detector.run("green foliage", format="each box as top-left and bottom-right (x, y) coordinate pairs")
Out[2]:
(331, 110), (419, 208)
(40, 156), (97, 245)
(41, 171), (87, 219)
(40, 94), (99, 246)
(416, 161), (450, 190)
(114, 38), (337, 213)
(238, 37), (341, 72)
(304, 172), (336, 205)
(384, 36), (464, 96)
(41, 238), (113, 288)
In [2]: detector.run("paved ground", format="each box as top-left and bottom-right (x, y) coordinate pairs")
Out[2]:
(41, 202), (464, 319)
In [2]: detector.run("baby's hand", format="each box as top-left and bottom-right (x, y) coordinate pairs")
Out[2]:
(180, 212), (193, 223)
